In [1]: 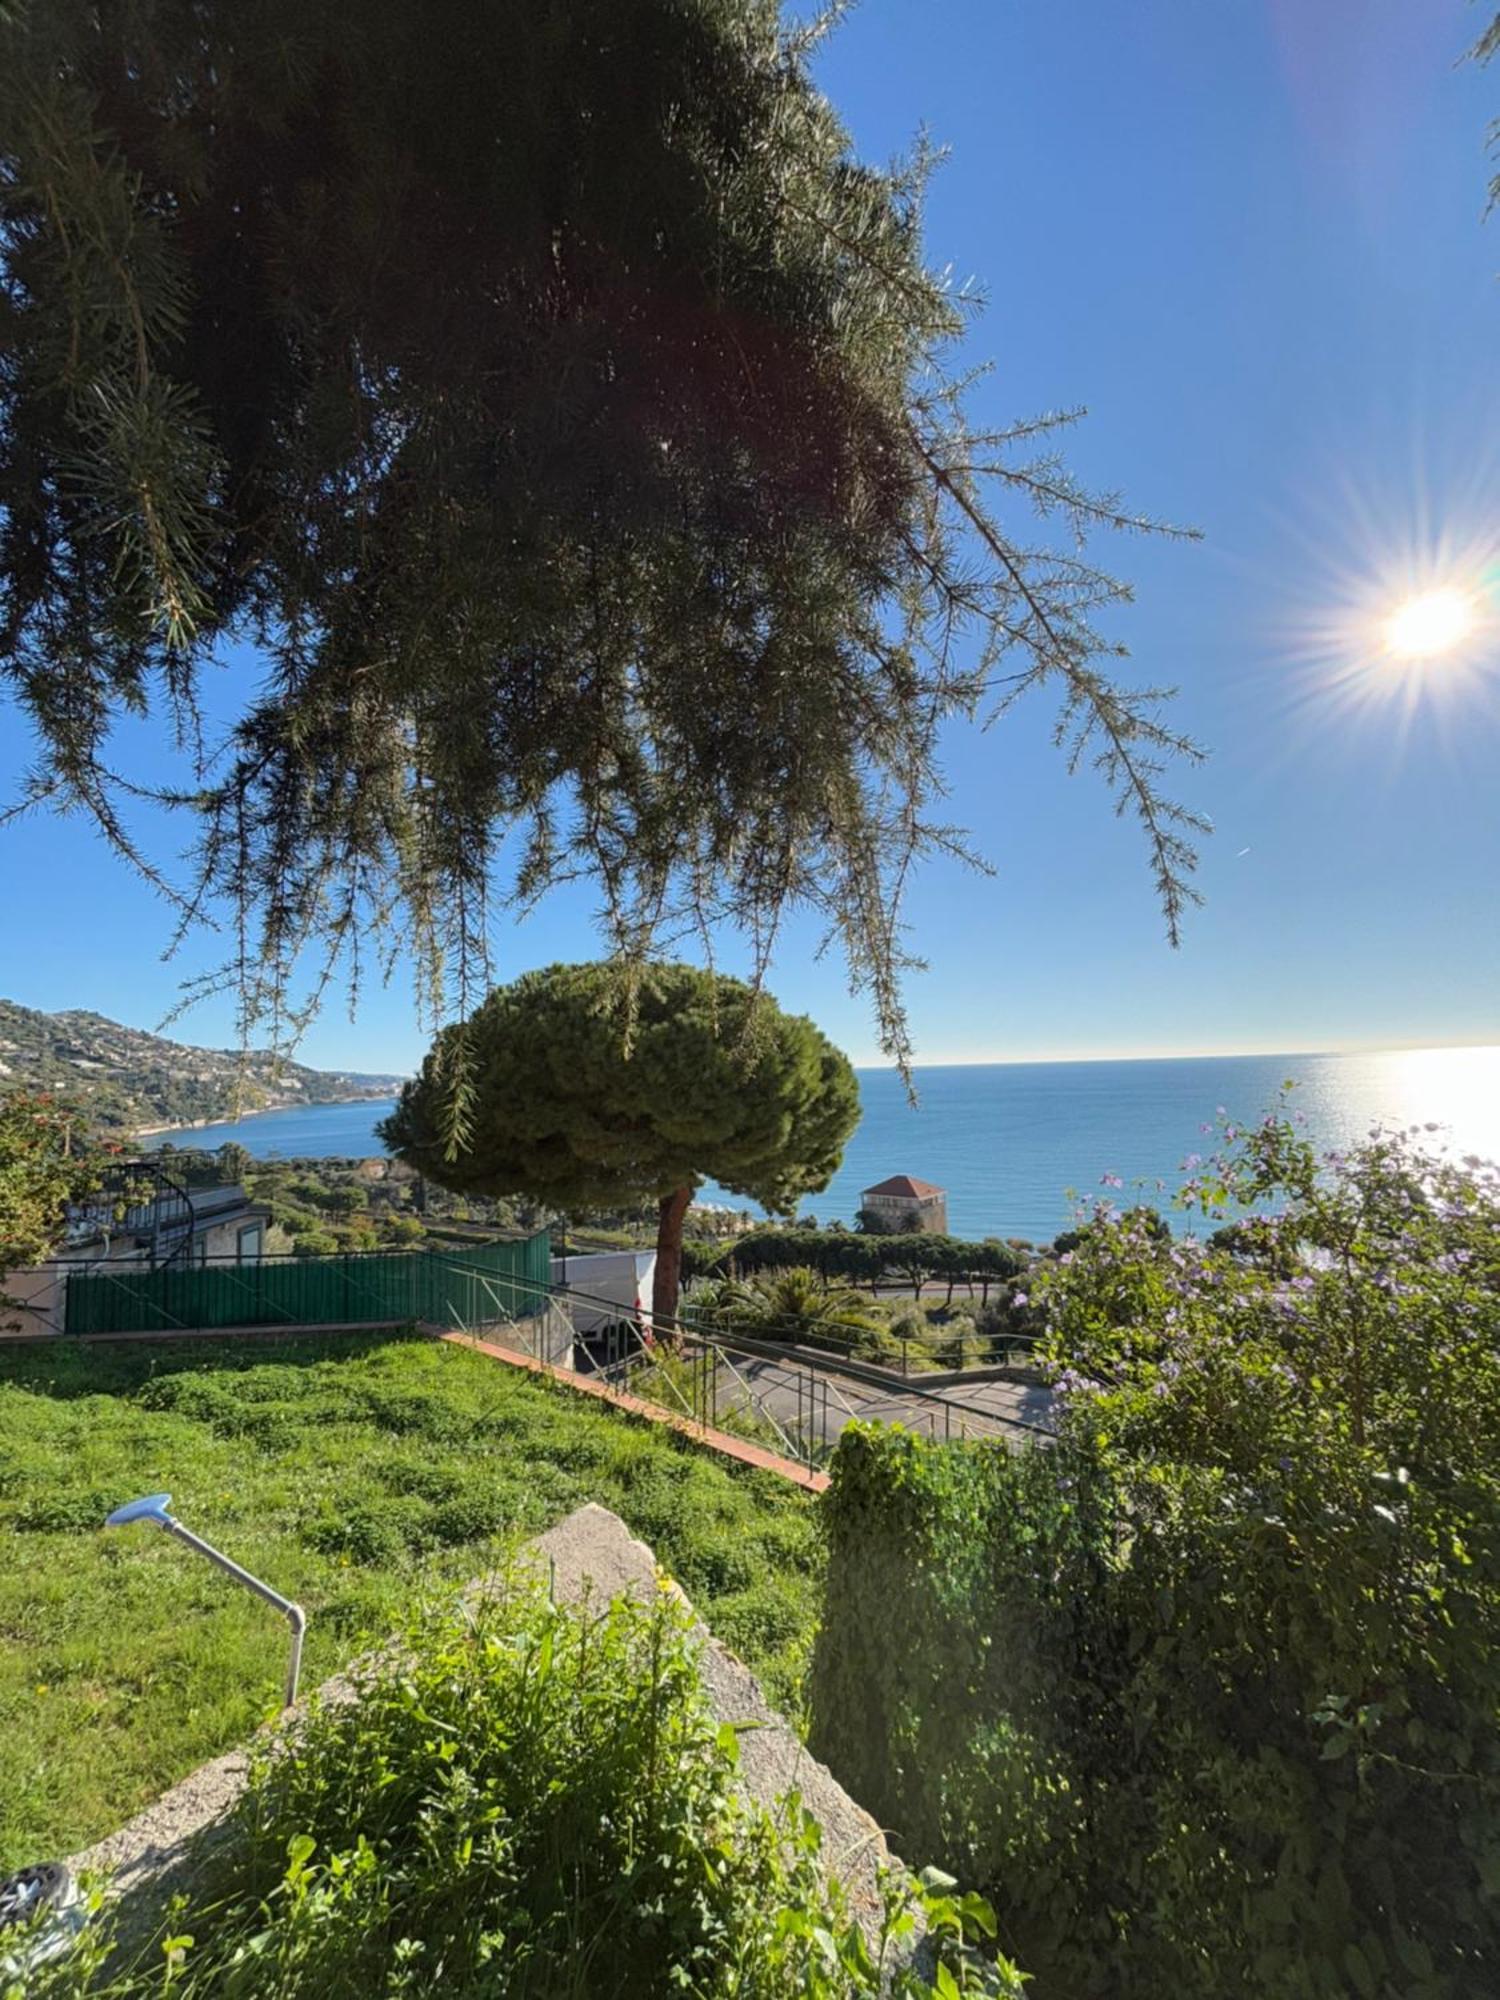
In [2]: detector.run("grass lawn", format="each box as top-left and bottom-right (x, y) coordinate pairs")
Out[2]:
(0, 1329), (822, 1871)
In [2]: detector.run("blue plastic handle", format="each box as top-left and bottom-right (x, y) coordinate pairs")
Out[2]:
(105, 1492), (173, 1528)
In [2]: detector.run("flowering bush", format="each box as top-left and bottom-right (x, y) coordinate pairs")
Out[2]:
(1045, 1108), (1500, 1488)
(814, 1114), (1500, 1999)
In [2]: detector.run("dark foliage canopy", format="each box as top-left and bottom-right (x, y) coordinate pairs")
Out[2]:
(381, 961), (859, 1215)
(1478, 12), (1500, 214)
(2, 0), (1204, 1065)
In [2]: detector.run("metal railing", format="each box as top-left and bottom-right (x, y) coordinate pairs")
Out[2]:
(434, 1260), (1048, 1472)
(5, 1246), (1049, 1472)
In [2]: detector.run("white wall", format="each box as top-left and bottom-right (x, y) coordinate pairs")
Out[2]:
(551, 1250), (656, 1334)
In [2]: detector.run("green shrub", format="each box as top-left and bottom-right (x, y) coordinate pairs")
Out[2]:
(812, 1117), (1500, 1999)
(292, 1229), (340, 1257)
(302, 1498), (429, 1565)
(679, 1236), (724, 1284)
(426, 1485), (515, 1547)
(41, 1576), (1026, 1998)
(12, 1490), (126, 1535)
(972, 1278), (1046, 1356)
(844, 1315), (901, 1362)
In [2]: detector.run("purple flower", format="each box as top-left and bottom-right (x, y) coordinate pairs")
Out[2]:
(1054, 1368), (1097, 1400)
(1182, 1152), (1201, 1171)
(1100, 1172), (1124, 1189)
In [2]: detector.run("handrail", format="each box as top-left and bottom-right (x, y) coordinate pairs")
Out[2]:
(428, 1254), (1041, 1434)
(432, 1253), (1036, 1380)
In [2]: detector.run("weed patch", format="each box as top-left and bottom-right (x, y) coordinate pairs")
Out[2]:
(31, 1577), (1025, 1998)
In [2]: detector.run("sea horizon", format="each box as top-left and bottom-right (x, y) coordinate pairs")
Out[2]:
(843, 1037), (1500, 1071)
(147, 1042), (1500, 1245)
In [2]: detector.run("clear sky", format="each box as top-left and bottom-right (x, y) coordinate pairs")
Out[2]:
(2, 0), (1497, 1072)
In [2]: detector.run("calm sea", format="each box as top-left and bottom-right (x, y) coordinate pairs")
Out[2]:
(151, 1045), (1500, 1244)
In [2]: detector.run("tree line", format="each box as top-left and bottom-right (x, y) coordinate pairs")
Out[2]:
(686, 1227), (1027, 1303)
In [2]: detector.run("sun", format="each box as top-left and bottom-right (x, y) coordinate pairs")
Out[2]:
(1385, 588), (1476, 661)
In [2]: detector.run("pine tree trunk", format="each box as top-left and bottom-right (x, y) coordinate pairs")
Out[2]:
(653, 1185), (693, 1334)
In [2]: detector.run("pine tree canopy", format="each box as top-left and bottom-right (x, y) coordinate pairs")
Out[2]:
(384, 963), (857, 1212)
(381, 962), (859, 1318)
(1, 0), (1205, 1066)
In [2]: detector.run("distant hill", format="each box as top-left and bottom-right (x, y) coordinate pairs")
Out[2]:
(0, 998), (406, 1135)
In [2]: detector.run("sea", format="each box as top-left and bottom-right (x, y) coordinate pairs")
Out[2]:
(148, 1044), (1500, 1245)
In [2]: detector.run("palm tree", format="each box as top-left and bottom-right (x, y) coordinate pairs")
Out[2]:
(689, 1267), (877, 1349)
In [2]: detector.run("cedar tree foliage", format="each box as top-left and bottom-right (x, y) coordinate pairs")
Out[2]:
(380, 963), (859, 1322)
(1, 0), (1204, 1075)
(1476, 11), (1500, 214)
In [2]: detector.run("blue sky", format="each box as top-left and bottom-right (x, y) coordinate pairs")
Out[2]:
(2, 0), (1497, 1073)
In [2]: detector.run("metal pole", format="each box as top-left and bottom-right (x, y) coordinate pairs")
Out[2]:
(161, 1517), (306, 1709)
(105, 1495), (307, 1709)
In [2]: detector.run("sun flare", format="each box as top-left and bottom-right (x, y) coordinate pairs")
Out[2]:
(1385, 588), (1475, 661)
(1268, 451), (1500, 749)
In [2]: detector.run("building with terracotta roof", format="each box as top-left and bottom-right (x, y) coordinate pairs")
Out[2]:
(859, 1173), (948, 1234)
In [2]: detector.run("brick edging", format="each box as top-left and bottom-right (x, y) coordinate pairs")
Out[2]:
(434, 1328), (829, 1493)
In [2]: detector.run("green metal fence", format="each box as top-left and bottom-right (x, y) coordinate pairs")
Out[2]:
(62, 1232), (552, 1337)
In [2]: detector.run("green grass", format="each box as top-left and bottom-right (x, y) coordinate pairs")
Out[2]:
(0, 1330), (821, 1870)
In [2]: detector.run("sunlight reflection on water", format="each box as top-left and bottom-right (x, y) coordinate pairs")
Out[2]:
(1291, 1046), (1500, 1166)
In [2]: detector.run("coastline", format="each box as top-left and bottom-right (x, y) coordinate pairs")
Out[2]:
(131, 1091), (399, 1143)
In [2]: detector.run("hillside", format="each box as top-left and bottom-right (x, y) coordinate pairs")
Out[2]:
(0, 998), (404, 1134)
